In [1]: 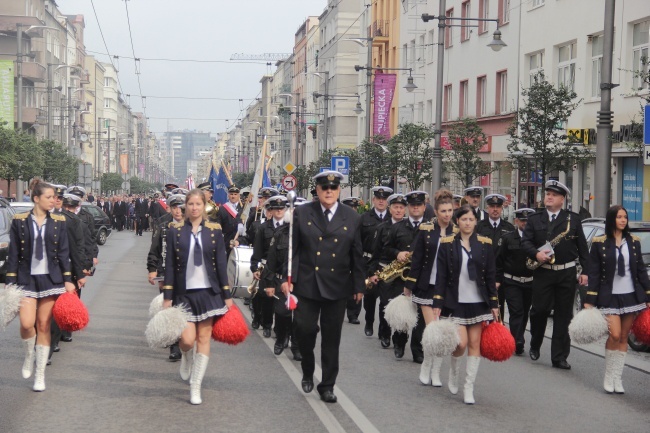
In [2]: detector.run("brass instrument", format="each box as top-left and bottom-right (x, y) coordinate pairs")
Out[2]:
(247, 263), (264, 297)
(206, 200), (219, 221)
(365, 252), (413, 289)
(526, 215), (571, 270)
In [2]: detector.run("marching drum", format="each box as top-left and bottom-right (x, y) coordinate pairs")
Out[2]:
(227, 246), (254, 298)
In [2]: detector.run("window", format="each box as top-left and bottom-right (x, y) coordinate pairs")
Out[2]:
(403, 43), (408, 68)
(498, 0), (510, 25)
(427, 99), (433, 123)
(532, 0), (545, 8)
(459, 80), (469, 117)
(417, 102), (424, 123)
(557, 42), (576, 91)
(445, 8), (454, 48)
(104, 77), (111, 87)
(591, 35), (603, 98)
(496, 70), (507, 114)
(418, 34), (425, 66)
(427, 30), (435, 61)
(461, 1), (471, 42)
(477, 75), (487, 117)
(46, 31), (51, 53)
(409, 39), (416, 68)
(528, 51), (544, 86)
(104, 99), (111, 109)
(633, 20), (649, 91)
(479, 0), (489, 34)
(443, 84), (452, 121)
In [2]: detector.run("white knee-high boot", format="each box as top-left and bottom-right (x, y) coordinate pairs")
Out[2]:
(419, 352), (433, 385)
(463, 356), (481, 404)
(179, 347), (194, 381)
(448, 355), (462, 395)
(612, 351), (626, 394)
(430, 356), (443, 387)
(22, 336), (36, 379)
(190, 353), (209, 405)
(33, 345), (49, 392)
(603, 349), (615, 393)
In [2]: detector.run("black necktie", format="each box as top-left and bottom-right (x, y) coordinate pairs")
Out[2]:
(493, 222), (498, 230)
(617, 246), (625, 277)
(464, 247), (477, 281)
(35, 223), (44, 261)
(193, 232), (202, 266)
(324, 209), (331, 224)
(551, 214), (556, 223)
(413, 220), (420, 229)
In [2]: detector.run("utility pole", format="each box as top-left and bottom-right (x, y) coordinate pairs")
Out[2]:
(594, 0), (616, 217)
(323, 78), (329, 151)
(431, 0), (446, 194)
(16, 24), (23, 131)
(47, 64), (53, 139)
(365, 38), (372, 139)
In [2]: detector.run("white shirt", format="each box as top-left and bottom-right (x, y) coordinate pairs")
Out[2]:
(409, 217), (422, 226)
(429, 239), (442, 285)
(518, 229), (523, 238)
(547, 210), (560, 221)
(391, 217), (402, 224)
(320, 202), (339, 221)
(30, 218), (48, 275)
(186, 227), (211, 290)
(272, 218), (284, 228)
(489, 218), (501, 228)
(458, 248), (483, 303)
(612, 239), (635, 295)
(375, 209), (385, 220)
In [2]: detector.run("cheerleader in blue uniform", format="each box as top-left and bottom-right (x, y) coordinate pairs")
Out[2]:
(585, 205), (650, 394)
(433, 204), (499, 404)
(163, 189), (233, 405)
(5, 179), (75, 391)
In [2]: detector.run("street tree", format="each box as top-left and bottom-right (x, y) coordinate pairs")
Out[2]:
(40, 139), (81, 185)
(0, 125), (44, 193)
(357, 135), (396, 189)
(443, 117), (495, 188)
(391, 123), (435, 191)
(292, 165), (310, 195)
(100, 172), (124, 194)
(626, 56), (650, 156)
(507, 71), (592, 187)
(306, 149), (336, 190)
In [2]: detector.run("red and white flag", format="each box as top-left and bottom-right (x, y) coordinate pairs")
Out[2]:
(186, 173), (195, 190)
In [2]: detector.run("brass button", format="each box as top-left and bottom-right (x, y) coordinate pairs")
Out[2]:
(334, 239), (338, 243)
(331, 268), (334, 272)
(317, 252), (321, 255)
(319, 237), (322, 241)
(332, 253), (336, 257)
(315, 267), (319, 271)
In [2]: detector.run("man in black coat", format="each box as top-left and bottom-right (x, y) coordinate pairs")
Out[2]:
(521, 180), (589, 370)
(215, 185), (243, 255)
(477, 193), (515, 320)
(113, 195), (127, 231)
(463, 186), (488, 222)
(281, 171), (365, 404)
(134, 194), (148, 236)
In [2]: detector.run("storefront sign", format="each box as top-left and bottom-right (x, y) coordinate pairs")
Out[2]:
(622, 158), (643, 221)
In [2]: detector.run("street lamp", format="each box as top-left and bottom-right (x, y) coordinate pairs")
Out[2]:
(354, 65), (418, 93)
(421, 5), (506, 194)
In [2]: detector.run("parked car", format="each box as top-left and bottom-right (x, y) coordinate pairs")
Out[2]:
(81, 202), (112, 245)
(0, 198), (16, 283)
(10, 201), (112, 245)
(578, 218), (650, 352)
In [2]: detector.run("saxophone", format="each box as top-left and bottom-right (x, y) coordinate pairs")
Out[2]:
(526, 215), (571, 270)
(365, 252), (413, 288)
(247, 263), (264, 297)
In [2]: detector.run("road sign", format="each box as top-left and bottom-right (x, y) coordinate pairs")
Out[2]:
(319, 167), (329, 173)
(644, 145), (650, 166)
(644, 105), (650, 145)
(282, 174), (297, 190)
(283, 161), (297, 174)
(331, 156), (349, 183)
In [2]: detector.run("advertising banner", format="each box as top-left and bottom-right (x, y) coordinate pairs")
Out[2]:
(373, 73), (396, 139)
(119, 154), (128, 174)
(0, 60), (14, 124)
(622, 157), (643, 221)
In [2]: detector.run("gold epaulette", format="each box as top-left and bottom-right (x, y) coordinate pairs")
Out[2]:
(50, 213), (65, 222)
(419, 223), (435, 231)
(171, 220), (184, 229)
(631, 234), (641, 242)
(13, 212), (29, 220)
(440, 235), (454, 244)
(205, 221), (222, 230)
(452, 225), (459, 234)
(477, 235), (492, 245)
(592, 235), (606, 243)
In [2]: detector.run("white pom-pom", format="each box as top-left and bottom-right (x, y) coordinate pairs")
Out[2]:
(145, 306), (190, 348)
(148, 293), (164, 318)
(422, 320), (461, 357)
(569, 308), (609, 345)
(0, 284), (25, 330)
(384, 295), (418, 333)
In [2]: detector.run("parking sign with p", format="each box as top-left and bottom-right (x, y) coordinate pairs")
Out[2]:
(331, 156), (349, 183)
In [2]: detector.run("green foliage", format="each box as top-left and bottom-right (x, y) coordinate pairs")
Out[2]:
(306, 149), (337, 190)
(507, 71), (592, 187)
(391, 123), (435, 190)
(357, 135), (396, 189)
(627, 56), (650, 156)
(292, 165), (310, 195)
(100, 172), (124, 194)
(40, 139), (81, 185)
(443, 118), (495, 188)
(129, 176), (161, 195)
(231, 171), (253, 189)
(0, 124), (45, 191)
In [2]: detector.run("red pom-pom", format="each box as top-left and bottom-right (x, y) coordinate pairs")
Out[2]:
(631, 309), (650, 345)
(480, 321), (515, 362)
(53, 292), (89, 332)
(212, 305), (250, 345)
(286, 294), (298, 311)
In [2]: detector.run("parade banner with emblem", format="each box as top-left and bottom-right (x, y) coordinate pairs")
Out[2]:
(0, 60), (13, 124)
(373, 72), (396, 139)
(210, 161), (231, 205)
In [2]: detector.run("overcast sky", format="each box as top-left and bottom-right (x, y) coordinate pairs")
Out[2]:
(61, 0), (324, 137)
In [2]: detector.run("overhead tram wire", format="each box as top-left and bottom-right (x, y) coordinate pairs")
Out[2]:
(123, 0), (147, 116)
(84, 49), (271, 65)
(89, 0), (124, 95)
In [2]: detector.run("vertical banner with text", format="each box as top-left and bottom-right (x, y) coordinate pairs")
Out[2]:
(0, 60), (14, 124)
(119, 154), (128, 174)
(373, 72), (396, 139)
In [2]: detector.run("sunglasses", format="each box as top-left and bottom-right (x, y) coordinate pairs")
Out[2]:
(320, 185), (339, 191)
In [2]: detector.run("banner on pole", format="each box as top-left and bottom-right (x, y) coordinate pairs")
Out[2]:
(373, 73), (396, 139)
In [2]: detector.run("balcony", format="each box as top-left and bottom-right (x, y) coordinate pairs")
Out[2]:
(17, 62), (46, 82)
(368, 20), (389, 39)
(15, 107), (44, 125)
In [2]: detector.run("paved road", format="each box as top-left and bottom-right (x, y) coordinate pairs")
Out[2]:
(1, 230), (649, 433)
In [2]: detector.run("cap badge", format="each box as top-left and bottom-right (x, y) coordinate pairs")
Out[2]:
(327, 174), (335, 181)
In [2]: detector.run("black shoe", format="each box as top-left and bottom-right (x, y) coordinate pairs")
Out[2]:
(364, 325), (373, 336)
(320, 390), (337, 403)
(274, 342), (285, 355)
(380, 337), (391, 348)
(52, 344), (60, 353)
(291, 348), (302, 361)
(47, 358), (52, 366)
(529, 349), (540, 361)
(349, 318), (360, 324)
(60, 335), (73, 343)
(413, 355), (424, 364)
(263, 328), (272, 338)
(394, 346), (404, 359)
(169, 345), (181, 362)
(243, 298), (251, 306)
(251, 319), (260, 329)
(515, 345), (524, 356)
(552, 360), (571, 370)
(283, 335), (290, 348)
(301, 377), (314, 393)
